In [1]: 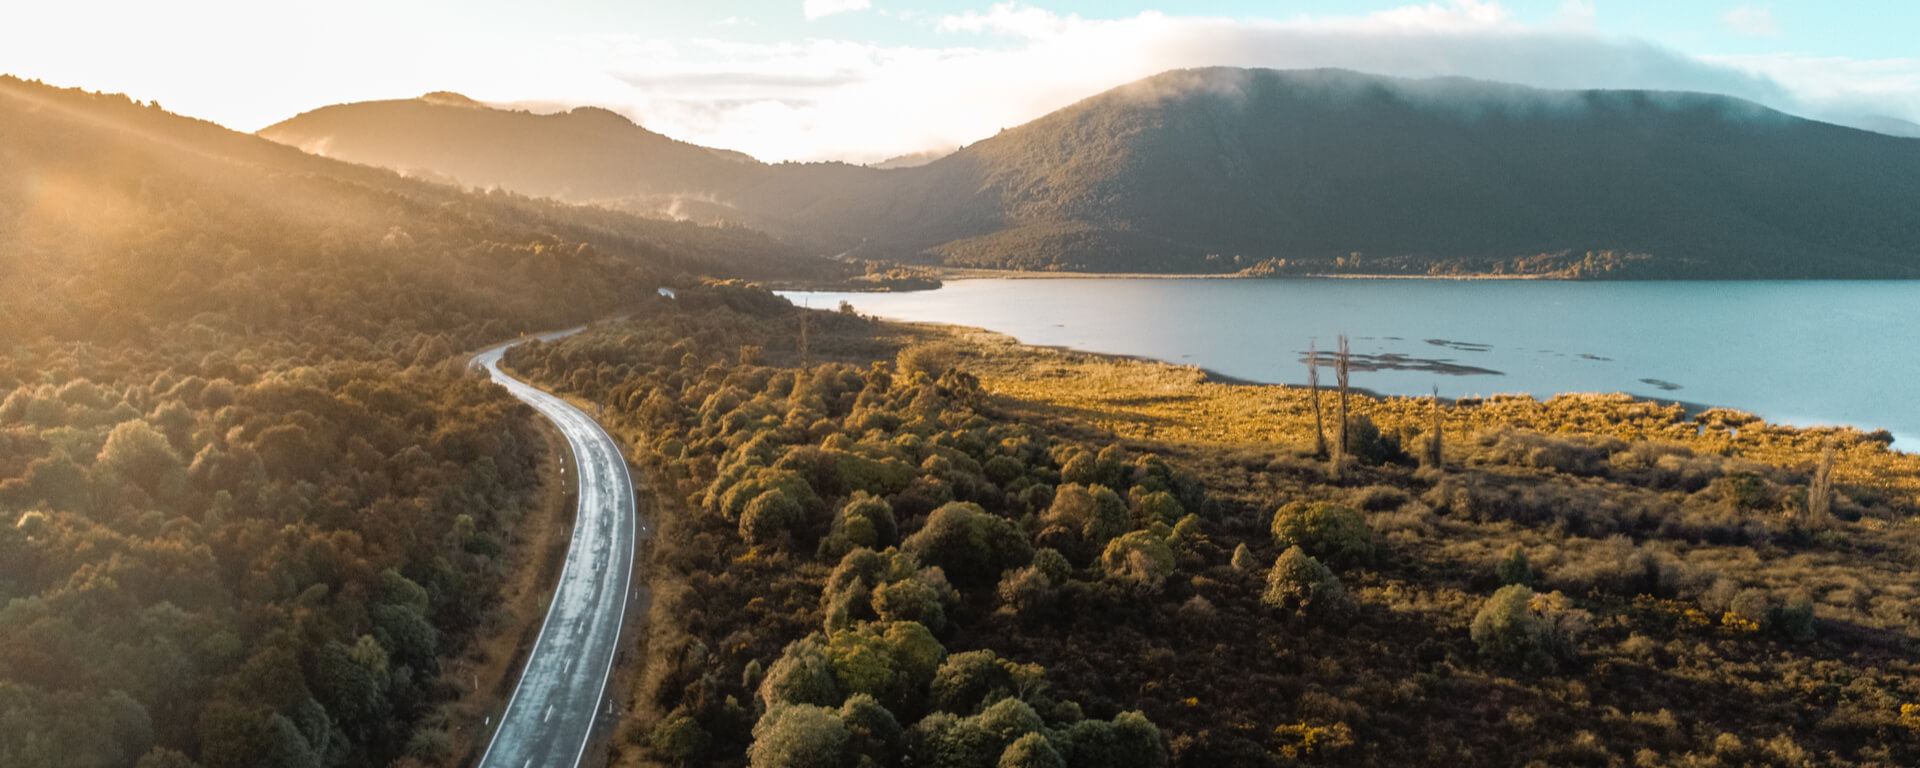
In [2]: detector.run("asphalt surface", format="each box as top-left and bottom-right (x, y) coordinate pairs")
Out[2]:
(472, 329), (642, 768)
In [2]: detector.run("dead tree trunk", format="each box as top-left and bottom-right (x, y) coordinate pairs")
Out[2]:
(798, 308), (810, 369)
(1308, 340), (1327, 457)
(1335, 335), (1350, 463)
(1425, 385), (1443, 468)
(1808, 445), (1835, 528)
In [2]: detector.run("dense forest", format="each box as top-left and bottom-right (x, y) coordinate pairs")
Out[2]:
(506, 282), (1920, 768)
(263, 68), (1920, 278)
(0, 76), (837, 767)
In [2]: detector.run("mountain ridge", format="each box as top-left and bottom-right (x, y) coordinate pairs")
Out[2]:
(260, 67), (1920, 278)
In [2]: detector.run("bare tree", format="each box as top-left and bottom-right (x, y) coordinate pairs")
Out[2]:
(1307, 340), (1327, 456)
(1424, 385), (1443, 468)
(1335, 335), (1350, 463)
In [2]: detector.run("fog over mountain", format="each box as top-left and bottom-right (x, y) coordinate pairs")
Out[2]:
(263, 67), (1920, 278)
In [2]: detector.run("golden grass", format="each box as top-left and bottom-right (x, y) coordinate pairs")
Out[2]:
(923, 324), (1920, 508)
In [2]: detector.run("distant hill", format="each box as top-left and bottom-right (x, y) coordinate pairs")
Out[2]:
(263, 70), (1920, 277)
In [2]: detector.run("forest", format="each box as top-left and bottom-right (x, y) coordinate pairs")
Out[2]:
(9, 71), (1920, 768)
(505, 281), (1920, 768)
(0, 77), (837, 768)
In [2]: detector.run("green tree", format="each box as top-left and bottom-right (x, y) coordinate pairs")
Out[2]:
(760, 635), (843, 707)
(750, 703), (849, 768)
(903, 502), (1033, 587)
(1000, 732), (1065, 768)
(1262, 546), (1345, 615)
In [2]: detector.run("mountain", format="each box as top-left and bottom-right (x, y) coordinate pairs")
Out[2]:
(263, 69), (1920, 278)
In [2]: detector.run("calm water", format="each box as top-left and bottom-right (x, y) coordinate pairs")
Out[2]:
(782, 279), (1920, 450)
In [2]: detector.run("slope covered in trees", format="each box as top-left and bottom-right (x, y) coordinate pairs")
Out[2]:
(264, 69), (1920, 277)
(0, 76), (833, 768)
(508, 283), (1920, 768)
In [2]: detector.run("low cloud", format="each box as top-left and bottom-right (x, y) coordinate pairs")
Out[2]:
(519, 2), (1918, 163)
(803, 0), (871, 21)
(1721, 6), (1781, 38)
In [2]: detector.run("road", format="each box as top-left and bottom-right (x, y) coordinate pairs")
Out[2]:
(472, 328), (641, 768)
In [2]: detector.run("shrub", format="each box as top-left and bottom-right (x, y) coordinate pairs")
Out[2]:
(1230, 543), (1258, 572)
(1496, 544), (1533, 586)
(1270, 502), (1375, 568)
(1470, 584), (1548, 665)
(1262, 547), (1345, 615)
(750, 703), (849, 768)
(1343, 414), (1406, 465)
(1471, 585), (1590, 668)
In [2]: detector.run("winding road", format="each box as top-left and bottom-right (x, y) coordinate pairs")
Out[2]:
(472, 329), (642, 768)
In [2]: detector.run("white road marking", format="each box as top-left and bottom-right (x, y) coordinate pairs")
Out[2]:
(469, 330), (640, 768)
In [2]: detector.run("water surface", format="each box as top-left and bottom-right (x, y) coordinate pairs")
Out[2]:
(783, 278), (1920, 449)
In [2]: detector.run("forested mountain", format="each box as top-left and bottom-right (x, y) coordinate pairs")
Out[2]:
(0, 75), (829, 768)
(265, 68), (1920, 277)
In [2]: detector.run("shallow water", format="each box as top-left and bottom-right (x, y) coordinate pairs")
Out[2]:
(781, 278), (1920, 450)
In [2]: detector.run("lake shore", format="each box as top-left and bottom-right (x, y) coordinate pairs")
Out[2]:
(930, 267), (1554, 282)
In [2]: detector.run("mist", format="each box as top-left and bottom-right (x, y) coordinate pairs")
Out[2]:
(528, 4), (1918, 163)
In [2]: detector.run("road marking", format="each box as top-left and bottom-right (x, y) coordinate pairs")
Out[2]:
(545, 705), (554, 722)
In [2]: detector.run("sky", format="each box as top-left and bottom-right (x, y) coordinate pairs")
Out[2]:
(3, 1), (1915, 163)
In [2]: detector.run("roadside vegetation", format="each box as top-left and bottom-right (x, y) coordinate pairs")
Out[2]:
(511, 282), (1920, 768)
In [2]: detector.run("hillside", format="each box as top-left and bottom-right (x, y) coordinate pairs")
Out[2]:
(505, 284), (1920, 768)
(0, 74), (828, 768)
(265, 69), (1920, 277)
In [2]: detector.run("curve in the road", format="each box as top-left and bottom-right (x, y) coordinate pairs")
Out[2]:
(472, 329), (641, 768)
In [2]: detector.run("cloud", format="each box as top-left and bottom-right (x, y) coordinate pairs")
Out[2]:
(803, 0), (870, 21)
(1721, 6), (1780, 38)
(516, 2), (1916, 164)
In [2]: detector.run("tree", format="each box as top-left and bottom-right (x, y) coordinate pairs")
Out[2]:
(97, 419), (184, 497)
(742, 488), (806, 547)
(1262, 546), (1345, 615)
(841, 694), (905, 766)
(1099, 531), (1174, 592)
(903, 502), (1033, 587)
(749, 703), (849, 768)
(761, 635), (843, 707)
(1270, 501), (1374, 568)
(1000, 732), (1065, 768)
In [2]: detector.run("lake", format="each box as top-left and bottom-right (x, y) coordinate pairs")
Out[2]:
(781, 278), (1920, 450)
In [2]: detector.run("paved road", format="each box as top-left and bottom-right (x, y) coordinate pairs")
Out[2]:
(472, 329), (641, 768)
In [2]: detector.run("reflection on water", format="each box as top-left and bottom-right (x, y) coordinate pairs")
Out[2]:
(781, 278), (1920, 450)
